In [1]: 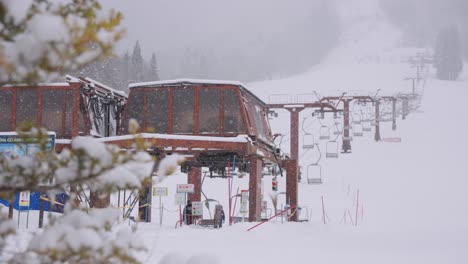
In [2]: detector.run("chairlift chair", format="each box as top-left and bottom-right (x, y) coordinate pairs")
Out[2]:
(362, 111), (372, 122)
(319, 126), (330, 140)
(333, 122), (342, 135)
(306, 143), (323, 184)
(352, 113), (362, 124)
(352, 123), (364, 137)
(307, 163), (322, 184)
(362, 121), (372, 132)
(196, 199), (223, 227)
(302, 133), (315, 149)
(381, 113), (393, 122)
(325, 140), (339, 158)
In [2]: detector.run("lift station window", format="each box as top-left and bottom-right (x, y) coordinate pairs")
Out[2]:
(172, 88), (194, 134)
(223, 89), (245, 133)
(125, 90), (145, 133)
(41, 89), (64, 134)
(78, 110), (89, 135)
(16, 89), (38, 126)
(253, 104), (267, 141)
(199, 88), (220, 134)
(65, 90), (74, 137)
(0, 91), (12, 131)
(146, 89), (168, 133)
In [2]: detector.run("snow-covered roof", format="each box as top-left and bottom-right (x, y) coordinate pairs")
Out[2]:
(83, 77), (127, 97)
(129, 79), (245, 88)
(128, 78), (270, 107)
(1, 83), (69, 88)
(54, 134), (250, 146)
(0, 131), (56, 136)
(65, 75), (80, 83)
(101, 133), (250, 143)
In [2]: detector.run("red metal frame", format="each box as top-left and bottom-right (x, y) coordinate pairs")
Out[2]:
(0, 84), (81, 138)
(0, 78), (125, 139)
(123, 83), (274, 143)
(2, 79), (294, 222)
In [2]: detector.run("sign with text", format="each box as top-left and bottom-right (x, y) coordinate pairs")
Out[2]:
(192, 201), (203, 216)
(19, 191), (30, 207)
(175, 193), (186, 205)
(240, 190), (249, 214)
(153, 187), (168, 196)
(176, 184), (194, 193)
(0, 132), (55, 157)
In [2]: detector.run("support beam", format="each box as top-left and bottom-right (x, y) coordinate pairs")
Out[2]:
(402, 97), (408, 120)
(288, 107), (304, 161)
(248, 156), (262, 222)
(188, 167), (202, 203)
(39, 193), (44, 228)
(8, 196), (13, 219)
(342, 100), (352, 153)
(138, 184), (152, 222)
(374, 101), (381, 142)
(284, 159), (298, 222)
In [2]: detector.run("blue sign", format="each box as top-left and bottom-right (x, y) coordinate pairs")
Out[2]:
(0, 132), (64, 211)
(0, 132), (55, 157)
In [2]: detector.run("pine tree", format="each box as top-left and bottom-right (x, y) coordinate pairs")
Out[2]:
(148, 52), (160, 81)
(131, 41), (144, 82)
(434, 26), (463, 80)
(120, 51), (130, 90)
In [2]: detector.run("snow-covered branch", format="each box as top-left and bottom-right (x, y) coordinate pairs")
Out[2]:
(0, 0), (124, 85)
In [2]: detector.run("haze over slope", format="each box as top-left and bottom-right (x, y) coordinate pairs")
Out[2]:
(248, 0), (419, 98)
(132, 1), (468, 264)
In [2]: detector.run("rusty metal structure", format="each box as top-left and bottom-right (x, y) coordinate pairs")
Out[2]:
(0, 75), (127, 142)
(266, 97), (339, 167)
(0, 76), (128, 208)
(104, 79), (299, 222)
(319, 94), (400, 153)
(1, 74), (419, 224)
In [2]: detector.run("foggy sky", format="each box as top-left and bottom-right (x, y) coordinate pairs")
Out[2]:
(101, 0), (320, 56)
(99, 0), (466, 82)
(100, 0), (340, 82)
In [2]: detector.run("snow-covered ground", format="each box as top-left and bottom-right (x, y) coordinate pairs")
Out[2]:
(137, 65), (468, 264)
(3, 1), (468, 263)
(132, 2), (468, 263)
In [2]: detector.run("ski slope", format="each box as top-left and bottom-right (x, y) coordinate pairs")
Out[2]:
(135, 1), (468, 263)
(138, 59), (468, 264)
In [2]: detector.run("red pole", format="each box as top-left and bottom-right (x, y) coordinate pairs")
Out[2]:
(231, 187), (239, 225)
(355, 189), (359, 226)
(321, 196), (326, 224)
(247, 205), (296, 231)
(179, 205), (182, 227)
(227, 162), (231, 226)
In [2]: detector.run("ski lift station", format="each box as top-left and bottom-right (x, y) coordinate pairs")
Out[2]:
(0, 78), (299, 223)
(0, 76), (412, 224)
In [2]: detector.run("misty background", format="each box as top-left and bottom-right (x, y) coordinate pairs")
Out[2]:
(380, 0), (468, 49)
(79, 0), (467, 91)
